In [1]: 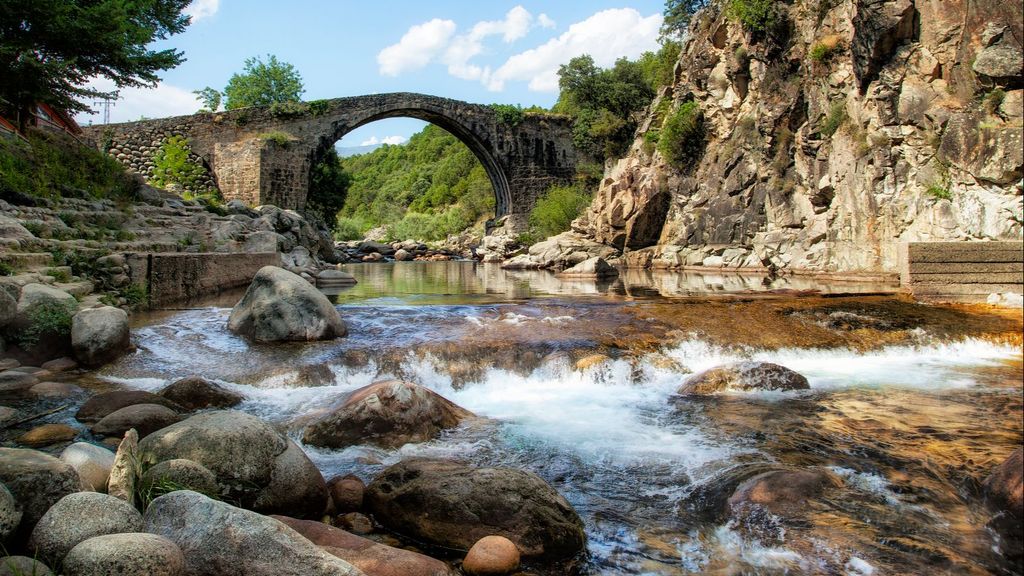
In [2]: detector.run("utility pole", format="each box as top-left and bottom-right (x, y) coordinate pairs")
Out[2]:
(93, 98), (115, 124)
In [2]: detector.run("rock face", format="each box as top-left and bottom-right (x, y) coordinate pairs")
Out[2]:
(138, 410), (327, 517)
(303, 380), (473, 449)
(366, 459), (586, 562)
(273, 515), (455, 576)
(29, 492), (144, 564)
(984, 447), (1023, 519)
(144, 491), (363, 576)
(0, 448), (80, 534)
(60, 442), (116, 492)
(159, 376), (244, 410)
(559, 0), (1023, 275)
(227, 266), (347, 342)
(678, 362), (810, 394)
(71, 306), (131, 367)
(62, 533), (185, 576)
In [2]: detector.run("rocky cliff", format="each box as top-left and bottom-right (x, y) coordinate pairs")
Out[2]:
(567, 0), (1023, 275)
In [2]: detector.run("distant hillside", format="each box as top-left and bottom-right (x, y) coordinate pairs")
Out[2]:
(337, 143), (385, 157)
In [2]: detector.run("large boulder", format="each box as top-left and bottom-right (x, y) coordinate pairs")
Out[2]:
(60, 442), (115, 492)
(0, 483), (20, 540)
(62, 533), (184, 576)
(91, 404), (182, 438)
(71, 306), (131, 367)
(29, 492), (143, 564)
(76, 390), (183, 424)
(143, 491), (363, 576)
(366, 459), (585, 562)
(159, 376), (243, 410)
(677, 362), (809, 395)
(227, 266), (346, 342)
(984, 447), (1023, 519)
(273, 515), (454, 576)
(303, 380), (473, 449)
(138, 410), (327, 517)
(140, 459), (219, 497)
(14, 284), (77, 329)
(555, 257), (619, 278)
(0, 448), (80, 534)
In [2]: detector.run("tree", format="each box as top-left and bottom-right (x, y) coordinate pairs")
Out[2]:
(306, 147), (351, 226)
(193, 87), (221, 112)
(660, 0), (711, 40)
(0, 0), (190, 130)
(223, 55), (304, 110)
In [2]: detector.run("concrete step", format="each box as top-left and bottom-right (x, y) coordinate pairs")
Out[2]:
(0, 252), (54, 270)
(909, 272), (1024, 284)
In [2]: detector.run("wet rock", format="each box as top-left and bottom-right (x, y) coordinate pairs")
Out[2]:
(144, 491), (362, 576)
(159, 376), (244, 410)
(17, 423), (77, 447)
(139, 410), (327, 517)
(92, 404), (182, 438)
(727, 468), (843, 516)
(575, 354), (610, 371)
(62, 533), (184, 576)
(30, 381), (84, 398)
(0, 556), (52, 576)
(0, 448), (80, 533)
(60, 442), (115, 492)
(29, 492), (143, 564)
(227, 266), (347, 342)
(337, 512), (373, 535)
(678, 362), (809, 394)
(273, 515), (454, 576)
(394, 248), (413, 261)
(302, 380), (473, 450)
(366, 458), (586, 561)
(328, 474), (365, 514)
(984, 447), (1023, 519)
(463, 535), (521, 576)
(76, 390), (184, 424)
(40, 357), (77, 372)
(556, 257), (619, 278)
(107, 429), (140, 507)
(317, 269), (357, 286)
(0, 370), (38, 392)
(0, 407), (17, 425)
(71, 306), (131, 367)
(0, 483), (21, 540)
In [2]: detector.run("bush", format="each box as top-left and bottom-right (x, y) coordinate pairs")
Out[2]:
(0, 262), (13, 276)
(658, 101), (706, 171)
(258, 130), (294, 147)
(820, 100), (848, 137)
(491, 104), (525, 126)
(334, 215), (367, 241)
(727, 0), (779, 33)
(45, 267), (71, 283)
(528, 184), (592, 240)
(809, 35), (843, 63)
(925, 183), (952, 200)
(984, 88), (1006, 114)
(150, 136), (212, 192)
(18, 299), (76, 349)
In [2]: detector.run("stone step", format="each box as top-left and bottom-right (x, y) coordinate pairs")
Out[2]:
(909, 272), (1024, 284)
(908, 261), (1024, 274)
(0, 252), (54, 270)
(55, 281), (95, 298)
(910, 282), (1022, 295)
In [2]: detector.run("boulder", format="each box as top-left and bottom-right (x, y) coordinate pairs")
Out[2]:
(138, 410), (327, 517)
(17, 423), (77, 447)
(983, 447), (1023, 519)
(144, 491), (363, 576)
(337, 512), (373, 535)
(317, 269), (357, 285)
(140, 459), (219, 497)
(394, 249), (413, 261)
(0, 370), (37, 392)
(0, 483), (20, 540)
(40, 357), (77, 372)
(302, 380), (473, 450)
(107, 429), (140, 507)
(159, 376), (244, 410)
(62, 533), (184, 576)
(328, 474), (365, 514)
(30, 381), (84, 398)
(71, 306), (131, 367)
(556, 257), (619, 278)
(14, 284), (77, 328)
(0, 291), (15, 331)
(358, 240), (394, 256)
(227, 266), (347, 342)
(272, 515), (454, 576)
(677, 362), (809, 395)
(366, 459), (586, 561)
(29, 492), (143, 564)
(463, 535), (521, 576)
(0, 556), (53, 576)
(727, 468), (842, 516)
(92, 404), (182, 438)
(60, 442), (116, 492)
(76, 390), (184, 424)
(0, 448), (80, 533)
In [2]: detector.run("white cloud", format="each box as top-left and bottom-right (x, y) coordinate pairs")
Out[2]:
(73, 77), (203, 125)
(377, 18), (457, 76)
(185, 0), (219, 23)
(360, 135), (407, 146)
(442, 6), (542, 82)
(537, 13), (556, 29)
(486, 8), (662, 92)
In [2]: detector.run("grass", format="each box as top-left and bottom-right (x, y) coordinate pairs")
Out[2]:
(44, 267), (71, 283)
(257, 130), (295, 147)
(0, 262), (13, 276)
(17, 299), (76, 349)
(658, 101), (706, 171)
(925, 183), (952, 200)
(820, 100), (848, 137)
(527, 183), (592, 240)
(810, 34), (843, 63)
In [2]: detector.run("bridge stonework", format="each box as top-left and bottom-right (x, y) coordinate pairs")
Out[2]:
(82, 93), (580, 219)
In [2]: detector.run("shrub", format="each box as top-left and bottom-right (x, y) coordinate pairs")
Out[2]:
(984, 88), (1006, 114)
(925, 183), (952, 200)
(268, 100), (308, 118)
(334, 215), (367, 241)
(18, 299), (76, 349)
(45, 267), (71, 283)
(727, 0), (778, 33)
(491, 104), (525, 126)
(658, 101), (706, 171)
(820, 100), (848, 137)
(258, 130), (294, 147)
(150, 136), (211, 192)
(809, 35), (843, 63)
(528, 184), (592, 240)
(0, 262), (13, 276)
(643, 129), (661, 156)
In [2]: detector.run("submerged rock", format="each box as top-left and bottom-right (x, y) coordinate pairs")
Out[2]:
(227, 266), (347, 343)
(677, 362), (809, 394)
(159, 376), (244, 410)
(302, 380), (473, 450)
(984, 447), (1023, 519)
(727, 468), (843, 516)
(366, 458), (586, 562)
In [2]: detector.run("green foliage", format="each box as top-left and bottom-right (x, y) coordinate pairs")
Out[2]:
(45, 267), (70, 283)
(637, 41), (682, 91)
(258, 131), (294, 147)
(658, 101), (706, 171)
(527, 184), (592, 240)
(17, 299), (76, 349)
(49, 247), (99, 278)
(0, 0), (189, 129)
(820, 100), (848, 137)
(306, 147), (351, 226)
(0, 262), (13, 276)
(925, 183), (952, 200)
(660, 0), (712, 39)
(491, 104), (525, 126)
(268, 100), (308, 118)
(334, 215), (368, 241)
(307, 99), (330, 116)
(223, 55), (304, 110)
(809, 35), (843, 63)
(150, 136), (211, 192)
(727, 0), (779, 33)
(0, 128), (137, 202)
(193, 87), (221, 112)
(984, 88), (1006, 114)
(643, 129), (661, 156)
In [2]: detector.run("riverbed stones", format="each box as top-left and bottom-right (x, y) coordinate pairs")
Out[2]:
(40, 357), (77, 372)
(0, 483), (20, 540)
(328, 474), (365, 514)
(366, 458), (586, 561)
(92, 404), (182, 438)
(0, 448), (80, 533)
(71, 306), (131, 367)
(29, 492), (144, 564)
(62, 533), (184, 576)
(143, 491), (363, 576)
(60, 442), (116, 492)
(678, 361), (810, 394)
(0, 556), (53, 576)
(727, 468), (843, 516)
(984, 447), (1023, 519)
(76, 390), (184, 424)
(138, 410), (328, 517)
(227, 266), (347, 342)
(159, 376), (243, 410)
(17, 423), (77, 447)
(463, 535), (521, 576)
(272, 515), (454, 576)
(302, 380), (473, 450)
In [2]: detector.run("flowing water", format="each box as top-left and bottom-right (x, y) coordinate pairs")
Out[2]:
(59, 263), (1024, 574)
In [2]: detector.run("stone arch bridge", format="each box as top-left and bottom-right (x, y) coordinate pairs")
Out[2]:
(83, 93), (580, 219)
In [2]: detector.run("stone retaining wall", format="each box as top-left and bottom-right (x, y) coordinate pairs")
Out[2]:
(125, 252), (280, 308)
(899, 242), (1024, 303)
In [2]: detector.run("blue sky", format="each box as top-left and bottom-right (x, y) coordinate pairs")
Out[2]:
(76, 1), (665, 146)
